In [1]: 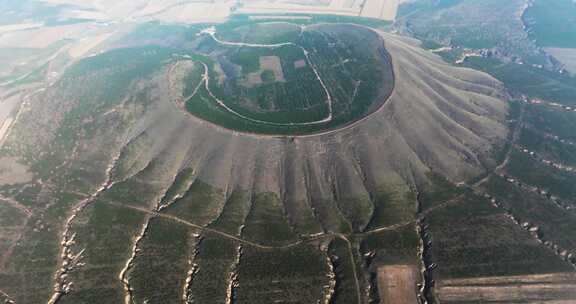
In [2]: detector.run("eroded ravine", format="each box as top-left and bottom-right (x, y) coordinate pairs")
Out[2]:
(118, 216), (151, 304)
(100, 197), (394, 303)
(498, 172), (576, 214)
(222, 244), (242, 304)
(322, 244), (336, 304)
(416, 193), (436, 304)
(484, 192), (576, 270)
(49, 151), (124, 304)
(515, 145), (576, 174)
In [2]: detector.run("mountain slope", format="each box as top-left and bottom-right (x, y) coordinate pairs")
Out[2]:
(0, 25), (513, 303)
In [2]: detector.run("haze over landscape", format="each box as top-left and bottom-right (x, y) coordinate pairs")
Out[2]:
(1, 0), (576, 304)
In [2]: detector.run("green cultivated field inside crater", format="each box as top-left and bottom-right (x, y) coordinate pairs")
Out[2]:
(186, 23), (394, 135)
(59, 21), (395, 135)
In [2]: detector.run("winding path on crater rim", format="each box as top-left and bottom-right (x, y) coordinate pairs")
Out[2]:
(170, 23), (397, 138)
(187, 25), (335, 127)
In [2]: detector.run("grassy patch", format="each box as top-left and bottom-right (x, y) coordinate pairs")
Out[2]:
(242, 192), (297, 246)
(525, 106), (576, 142)
(419, 173), (465, 211)
(187, 236), (237, 303)
(484, 175), (576, 251)
(159, 168), (196, 206)
(164, 180), (225, 227)
(506, 149), (576, 200)
(366, 184), (417, 230)
(464, 57), (576, 106)
(130, 217), (195, 303)
(0, 202), (26, 226)
(235, 243), (329, 304)
(361, 225), (420, 266)
(427, 191), (572, 278)
(61, 202), (147, 302)
(102, 162), (167, 208)
(518, 128), (576, 167)
(209, 189), (252, 236)
(329, 238), (360, 304)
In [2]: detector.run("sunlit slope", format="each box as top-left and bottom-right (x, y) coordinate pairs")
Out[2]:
(0, 28), (510, 303)
(108, 31), (509, 189)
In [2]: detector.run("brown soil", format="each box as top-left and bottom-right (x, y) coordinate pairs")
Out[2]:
(437, 273), (576, 303)
(377, 265), (419, 304)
